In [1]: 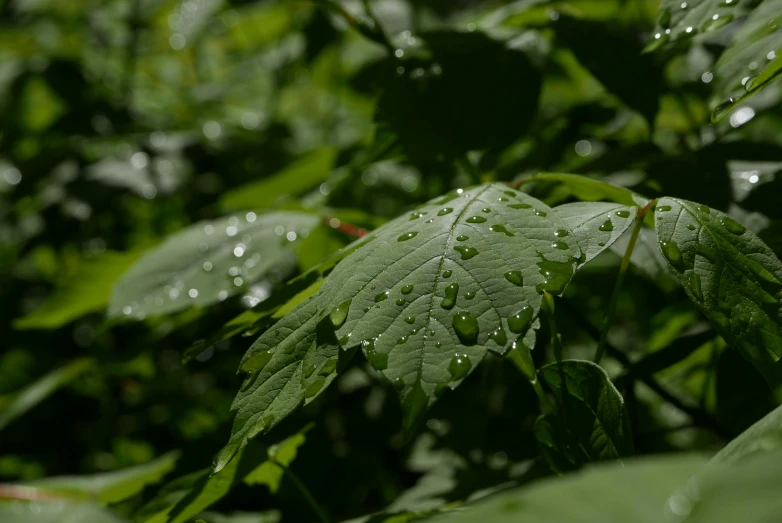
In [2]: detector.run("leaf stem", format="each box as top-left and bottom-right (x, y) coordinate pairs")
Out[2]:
(593, 214), (644, 363)
(279, 464), (331, 523)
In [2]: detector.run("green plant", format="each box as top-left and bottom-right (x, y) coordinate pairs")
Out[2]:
(3, 0), (782, 521)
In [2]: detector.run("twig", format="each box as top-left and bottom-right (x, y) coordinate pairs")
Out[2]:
(278, 464), (331, 523)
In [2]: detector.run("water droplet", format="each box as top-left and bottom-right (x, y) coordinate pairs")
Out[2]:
(552, 241), (569, 250)
(508, 305), (533, 333)
(711, 99), (735, 123)
(448, 353), (472, 380)
(440, 283), (460, 309)
(363, 338), (388, 370)
(505, 270), (524, 286)
(398, 232), (419, 242)
(339, 334), (351, 346)
(697, 204), (710, 214)
(437, 207), (454, 216)
(535, 210), (548, 217)
(375, 291), (390, 302)
(509, 203), (532, 209)
(409, 212), (425, 221)
(425, 219), (434, 224)
(504, 190), (516, 196)
(330, 299), (351, 327)
(702, 12), (733, 32)
(660, 240), (685, 272)
(687, 224), (696, 230)
(482, 207), (492, 213)
(535, 259), (575, 294)
(452, 312), (479, 344)
(456, 235), (469, 241)
(396, 298), (406, 305)
(398, 336), (408, 344)
(467, 216), (487, 223)
(241, 349), (274, 374)
(401, 284), (414, 294)
(490, 224), (515, 236)
(599, 219), (614, 232)
(615, 210), (631, 218)
(435, 342), (442, 348)
(454, 246), (479, 260)
(555, 229), (569, 237)
(465, 291), (475, 300)
(404, 316), (415, 324)
(443, 270), (453, 278)
(721, 216), (746, 234)
(688, 272), (703, 301)
(393, 377), (405, 391)
(489, 328), (507, 346)
(598, 242), (605, 247)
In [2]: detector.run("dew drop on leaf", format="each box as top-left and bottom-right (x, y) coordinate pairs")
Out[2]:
(697, 204), (710, 214)
(401, 284), (414, 294)
(509, 203), (532, 209)
(404, 316), (415, 324)
(396, 298), (406, 305)
(448, 353), (472, 380)
(240, 349), (274, 375)
(319, 358), (338, 376)
(454, 246), (479, 260)
(466, 216), (487, 223)
(555, 229), (569, 237)
(375, 291), (389, 302)
(482, 208), (492, 213)
(456, 235), (469, 241)
(615, 210), (631, 218)
(363, 338), (388, 370)
(599, 219), (614, 232)
(657, 205), (672, 212)
(687, 224), (696, 230)
(393, 377), (405, 391)
(535, 259), (574, 294)
(452, 312), (479, 344)
(437, 207), (454, 216)
(552, 241), (569, 250)
(490, 224), (515, 236)
(398, 232), (419, 242)
(465, 291), (475, 300)
(535, 210), (548, 217)
(721, 216), (746, 235)
(505, 270), (524, 286)
(688, 272), (704, 302)
(508, 305), (533, 333)
(330, 299), (352, 328)
(398, 336), (408, 344)
(440, 283), (460, 309)
(660, 240), (686, 272)
(489, 327), (507, 346)
(443, 270), (452, 278)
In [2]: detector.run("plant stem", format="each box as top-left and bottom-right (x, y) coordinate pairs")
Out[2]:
(280, 464), (331, 523)
(542, 293), (562, 363)
(593, 215), (643, 364)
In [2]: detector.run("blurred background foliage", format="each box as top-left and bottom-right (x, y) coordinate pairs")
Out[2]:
(1, 0), (782, 521)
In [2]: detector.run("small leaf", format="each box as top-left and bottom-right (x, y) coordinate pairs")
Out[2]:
(646, 0), (751, 52)
(219, 148), (337, 211)
(0, 359), (94, 432)
(243, 431), (308, 493)
(214, 297), (342, 472)
(554, 202), (637, 268)
(710, 1), (782, 123)
(14, 250), (146, 330)
(712, 404), (782, 464)
(654, 197), (782, 385)
(536, 360), (633, 472)
(525, 172), (648, 207)
(21, 452), (180, 505)
(108, 212), (319, 319)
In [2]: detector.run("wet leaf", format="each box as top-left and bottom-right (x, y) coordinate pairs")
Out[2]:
(654, 197), (782, 385)
(108, 212), (319, 319)
(554, 202), (637, 268)
(646, 0), (752, 52)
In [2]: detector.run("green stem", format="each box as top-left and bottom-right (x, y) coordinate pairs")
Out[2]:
(593, 216), (643, 364)
(279, 465), (331, 523)
(542, 293), (562, 363)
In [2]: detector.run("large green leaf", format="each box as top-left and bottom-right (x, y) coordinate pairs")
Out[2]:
(137, 432), (306, 523)
(646, 0), (752, 51)
(0, 359), (94, 432)
(423, 450), (782, 522)
(219, 148), (338, 211)
(19, 452), (180, 505)
(108, 212), (319, 319)
(713, 404), (782, 464)
(14, 250), (146, 330)
(654, 197), (782, 385)
(535, 360), (633, 472)
(554, 202), (637, 268)
(0, 500), (128, 523)
(218, 183), (582, 470)
(710, 0), (782, 123)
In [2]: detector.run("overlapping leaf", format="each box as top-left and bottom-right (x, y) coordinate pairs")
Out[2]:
(655, 197), (782, 385)
(535, 360), (633, 472)
(713, 404), (782, 464)
(646, 0), (752, 52)
(554, 202), (637, 268)
(108, 212), (319, 318)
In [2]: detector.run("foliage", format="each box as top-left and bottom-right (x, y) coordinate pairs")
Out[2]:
(2, 0), (782, 521)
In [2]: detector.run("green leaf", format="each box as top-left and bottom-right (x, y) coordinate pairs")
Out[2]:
(525, 173), (647, 206)
(214, 297), (344, 472)
(654, 197), (782, 385)
(219, 148), (338, 211)
(710, 0), (782, 123)
(19, 452), (180, 505)
(646, 0), (751, 52)
(712, 404), (782, 464)
(610, 227), (678, 289)
(14, 250), (146, 330)
(0, 500), (128, 523)
(108, 212), (319, 319)
(137, 432), (305, 523)
(535, 360), (633, 472)
(553, 17), (662, 124)
(219, 183), (581, 469)
(554, 202), (637, 268)
(0, 359), (94, 432)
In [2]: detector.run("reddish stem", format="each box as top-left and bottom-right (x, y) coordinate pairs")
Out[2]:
(323, 217), (368, 238)
(0, 485), (65, 502)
